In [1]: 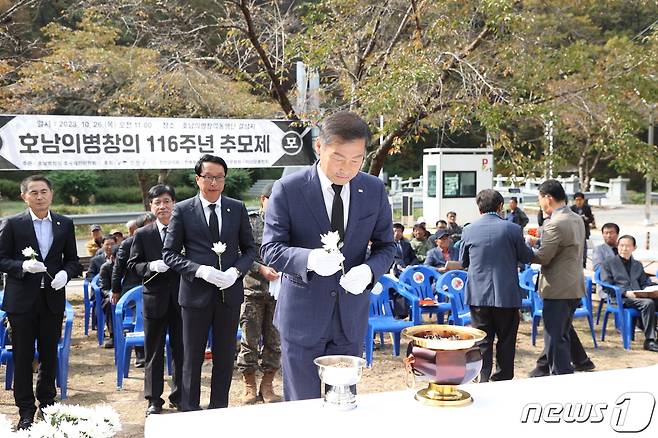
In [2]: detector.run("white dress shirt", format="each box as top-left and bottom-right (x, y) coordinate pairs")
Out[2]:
(317, 166), (349, 230)
(29, 208), (53, 258)
(155, 219), (168, 243)
(198, 194), (222, 234)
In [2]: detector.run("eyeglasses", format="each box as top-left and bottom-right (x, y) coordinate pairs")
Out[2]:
(198, 174), (226, 183)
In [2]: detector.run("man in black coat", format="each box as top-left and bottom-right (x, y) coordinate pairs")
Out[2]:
(0, 175), (81, 430)
(128, 184), (184, 415)
(111, 213), (154, 366)
(570, 192), (595, 240)
(163, 154), (257, 411)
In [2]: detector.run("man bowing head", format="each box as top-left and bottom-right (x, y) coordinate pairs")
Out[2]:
(261, 111), (395, 401)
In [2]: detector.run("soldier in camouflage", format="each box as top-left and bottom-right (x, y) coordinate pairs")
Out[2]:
(237, 182), (282, 404)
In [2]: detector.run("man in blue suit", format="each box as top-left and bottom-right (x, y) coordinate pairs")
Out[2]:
(261, 111), (396, 401)
(392, 223), (417, 276)
(459, 189), (533, 382)
(163, 154), (257, 411)
(425, 230), (459, 271)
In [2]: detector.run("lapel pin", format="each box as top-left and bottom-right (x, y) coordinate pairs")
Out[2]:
(227, 208), (231, 212)
(56, 221), (61, 225)
(358, 189), (364, 193)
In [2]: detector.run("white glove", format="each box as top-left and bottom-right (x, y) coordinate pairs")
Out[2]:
(149, 260), (170, 273)
(216, 267), (239, 290)
(22, 259), (47, 274)
(339, 264), (373, 295)
(307, 249), (345, 277)
(51, 270), (68, 290)
(195, 265), (225, 288)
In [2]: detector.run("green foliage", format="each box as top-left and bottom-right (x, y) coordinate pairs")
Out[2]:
(48, 171), (100, 205)
(0, 179), (22, 201)
(94, 186), (142, 204)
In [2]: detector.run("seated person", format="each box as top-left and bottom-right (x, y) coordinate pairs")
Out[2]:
(425, 230), (459, 271)
(391, 223), (418, 277)
(86, 234), (117, 281)
(435, 219), (448, 231)
(98, 245), (119, 349)
(410, 223), (433, 263)
(600, 234), (658, 352)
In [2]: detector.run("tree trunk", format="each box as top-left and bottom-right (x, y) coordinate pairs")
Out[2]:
(158, 169), (171, 184)
(136, 170), (150, 211)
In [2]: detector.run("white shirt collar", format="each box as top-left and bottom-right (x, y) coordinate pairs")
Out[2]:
(199, 193), (222, 210)
(28, 208), (52, 222)
(317, 164), (350, 195)
(155, 219), (168, 233)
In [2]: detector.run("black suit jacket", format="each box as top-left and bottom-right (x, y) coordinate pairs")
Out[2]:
(600, 255), (654, 301)
(86, 253), (106, 281)
(128, 223), (181, 319)
(0, 210), (81, 314)
(112, 236), (141, 294)
(163, 195), (257, 308)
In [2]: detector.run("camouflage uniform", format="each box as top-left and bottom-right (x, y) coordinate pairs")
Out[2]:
(237, 210), (281, 374)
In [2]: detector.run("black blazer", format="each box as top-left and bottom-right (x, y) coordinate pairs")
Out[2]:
(0, 210), (81, 314)
(163, 195), (257, 308)
(111, 236), (141, 294)
(128, 223), (181, 319)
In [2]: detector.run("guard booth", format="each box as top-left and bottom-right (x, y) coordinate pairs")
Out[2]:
(422, 148), (493, 226)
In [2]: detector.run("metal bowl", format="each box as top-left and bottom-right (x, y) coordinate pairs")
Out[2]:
(314, 355), (366, 386)
(402, 324), (486, 350)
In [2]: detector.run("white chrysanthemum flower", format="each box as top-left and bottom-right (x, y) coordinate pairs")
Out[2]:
(22, 246), (38, 259)
(212, 241), (226, 255)
(320, 231), (341, 252)
(0, 414), (13, 435)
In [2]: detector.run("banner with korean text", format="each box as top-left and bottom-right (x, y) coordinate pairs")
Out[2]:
(0, 114), (315, 170)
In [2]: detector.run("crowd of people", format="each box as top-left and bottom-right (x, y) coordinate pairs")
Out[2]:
(0, 111), (656, 433)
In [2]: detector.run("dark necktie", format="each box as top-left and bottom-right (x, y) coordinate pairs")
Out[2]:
(161, 226), (167, 243)
(208, 204), (220, 242)
(331, 184), (344, 240)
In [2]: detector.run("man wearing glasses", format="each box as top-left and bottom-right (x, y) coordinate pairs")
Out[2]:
(163, 155), (257, 411)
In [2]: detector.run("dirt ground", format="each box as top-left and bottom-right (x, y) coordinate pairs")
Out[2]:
(1, 280), (657, 437)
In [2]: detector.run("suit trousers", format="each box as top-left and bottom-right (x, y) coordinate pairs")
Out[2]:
(279, 301), (362, 401)
(180, 298), (240, 411)
(542, 298), (581, 375)
(143, 303), (184, 406)
(7, 289), (63, 419)
(534, 324), (589, 372)
(623, 297), (658, 341)
(469, 306), (519, 382)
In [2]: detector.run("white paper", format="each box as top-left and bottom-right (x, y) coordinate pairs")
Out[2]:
(269, 276), (281, 300)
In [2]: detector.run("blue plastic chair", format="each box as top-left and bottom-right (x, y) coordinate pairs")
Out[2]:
(364, 276), (415, 368)
(598, 272), (641, 350)
(397, 265), (450, 325)
(436, 270), (471, 326)
(530, 277), (598, 348)
(82, 278), (94, 336)
(518, 268), (537, 311)
(114, 285), (144, 389)
(1, 301), (74, 399)
(90, 274), (106, 346)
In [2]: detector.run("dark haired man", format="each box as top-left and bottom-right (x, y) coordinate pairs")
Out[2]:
(592, 223), (620, 271)
(459, 189), (533, 382)
(129, 184), (184, 415)
(571, 192), (595, 240)
(262, 111), (395, 401)
(505, 197), (529, 229)
(0, 175), (81, 430)
(600, 235), (658, 352)
(392, 223), (417, 276)
(163, 154), (257, 411)
(526, 180), (590, 375)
